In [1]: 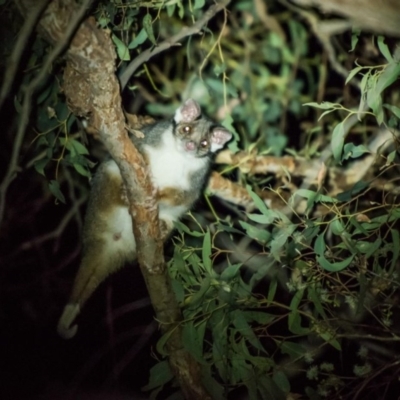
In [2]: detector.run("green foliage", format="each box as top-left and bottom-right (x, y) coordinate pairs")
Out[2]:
(141, 28), (400, 397)
(308, 41), (400, 163)
(160, 226), (288, 400)
(11, 32), (92, 196)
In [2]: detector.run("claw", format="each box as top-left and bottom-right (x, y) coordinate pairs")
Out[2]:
(57, 303), (80, 339)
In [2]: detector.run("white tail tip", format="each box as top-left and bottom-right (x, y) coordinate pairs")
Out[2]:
(57, 303), (80, 339)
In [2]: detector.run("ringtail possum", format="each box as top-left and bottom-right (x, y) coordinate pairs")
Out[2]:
(57, 99), (232, 339)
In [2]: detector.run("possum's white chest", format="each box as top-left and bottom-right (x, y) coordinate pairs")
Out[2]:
(143, 130), (206, 190)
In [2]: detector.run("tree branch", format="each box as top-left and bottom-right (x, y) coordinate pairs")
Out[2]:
(119, 0), (231, 91)
(292, 0), (400, 37)
(210, 122), (395, 213)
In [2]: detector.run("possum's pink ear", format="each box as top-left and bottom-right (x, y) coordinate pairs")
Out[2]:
(210, 127), (232, 152)
(174, 99), (201, 123)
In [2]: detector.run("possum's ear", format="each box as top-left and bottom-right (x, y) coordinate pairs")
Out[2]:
(174, 99), (201, 123)
(210, 127), (232, 152)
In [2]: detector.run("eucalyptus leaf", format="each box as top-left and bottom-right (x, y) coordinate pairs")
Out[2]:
(258, 374), (287, 400)
(318, 108), (337, 120)
(267, 279), (277, 302)
(111, 34), (130, 61)
(385, 150), (397, 165)
(350, 28), (360, 51)
(246, 185), (270, 215)
(177, 1), (184, 18)
(128, 28), (148, 49)
(358, 70), (371, 117)
(345, 66), (363, 85)
(246, 213), (272, 224)
(342, 143), (370, 160)
(174, 221), (203, 237)
(49, 180), (65, 203)
(336, 180), (369, 202)
(232, 357), (256, 396)
(270, 225), (294, 262)
(377, 36), (393, 62)
(216, 222), (243, 234)
(156, 329), (175, 356)
(232, 310), (266, 352)
(293, 189), (338, 204)
(383, 103), (400, 119)
(288, 290), (308, 335)
(69, 139), (89, 155)
(142, 361), (173, 391)
(166, 4), (175, 17)
(249, 257), (276, 288)
(202, 230), (212, 271)
(319, 331), (341, 350)
(330, 218), (346, 236)
(359, 237), (381, 258)
(194, 0), (205, 9)
(303, 101), (337, 110)
(288, 311), (308, 335)
(308, 286), (327, 319)
(317, 253), (354, 272)
(367, 61), (400, 124)
(331, 121), (345, 162)
(212, 327), (228, 381)
(34, 158), (49, 176)
(73, 162), (90, 177)
(182, 321), (204, 362)
(171, 279), (184, 302)
(143, 14), (157, 45)
(222, 114), (240, 153)
(280, 341), (306, 359)
(273, 370), (290, 394)
(244, 311), (276, 325)
(201, 365), (225, 399)
(187, 276), (211, 307)
(187, 252), (202, 280)
(220, 263), (242, 280)
(390, 229), (400, 272)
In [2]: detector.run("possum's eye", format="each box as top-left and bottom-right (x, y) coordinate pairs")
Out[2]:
(200, 139), (208, 148)
(182, 125), (192, 134)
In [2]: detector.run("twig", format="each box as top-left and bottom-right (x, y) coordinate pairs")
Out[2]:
(0, 0), (50, 111)
(254, 0), (286, 41)
(119, 0), (231, 91)
(353, 359), (400, 400)
(19, 194), (86, 251)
